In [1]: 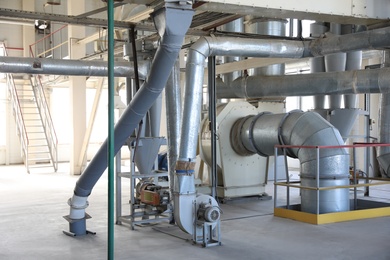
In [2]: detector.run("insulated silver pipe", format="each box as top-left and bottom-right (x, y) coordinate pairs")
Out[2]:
(216, 67), (390, 99)
(0, 56), (150, 79)
(231, 111), (349, 213)
(165, 59), (181, 207)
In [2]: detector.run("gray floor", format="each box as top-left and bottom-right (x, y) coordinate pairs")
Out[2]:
(1, 163), (390, 260)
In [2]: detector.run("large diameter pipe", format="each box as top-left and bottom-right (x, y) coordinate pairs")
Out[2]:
(0, 56), (150, 79)
(231, 111), (349, 213)
(216, 67), (390, 99)
(67, 4), (194, 234)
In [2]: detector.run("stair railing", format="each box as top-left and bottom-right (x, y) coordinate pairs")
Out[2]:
(0, 43), (29, 171)
(30, 75), (58, 172)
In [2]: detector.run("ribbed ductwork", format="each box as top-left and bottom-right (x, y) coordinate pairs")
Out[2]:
(216, 67), (390, 99)
(231, 111), (349, 213)
(0, 56), (149, 79)
(66, 4), (194, 236)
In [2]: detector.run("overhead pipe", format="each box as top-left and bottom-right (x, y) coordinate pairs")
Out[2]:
(64, 3), (194, 236)
(0, 56), (150, 79)
(230, 111), (349, 213)
(215, 67), (390, 99)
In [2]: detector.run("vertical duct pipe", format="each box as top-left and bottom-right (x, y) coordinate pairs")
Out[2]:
(165, 59), (181, 211)
(310, 22), (328, 110)
(325, 23), (346, 110)
(222, 18), (243, 86)
(231, 111), (349, 213)
(65, 3), (194, 236)
(343, 25), (363, 109)
(378, 50), (390, 177)
(249, 18), (287, 77)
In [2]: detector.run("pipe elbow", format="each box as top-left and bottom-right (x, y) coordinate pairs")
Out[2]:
(189, 36), (212, 58)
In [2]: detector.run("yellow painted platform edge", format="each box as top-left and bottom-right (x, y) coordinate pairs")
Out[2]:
(274, 207), (390, 225)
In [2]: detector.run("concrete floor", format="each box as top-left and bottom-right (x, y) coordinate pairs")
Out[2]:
(1, 163), (390, 260)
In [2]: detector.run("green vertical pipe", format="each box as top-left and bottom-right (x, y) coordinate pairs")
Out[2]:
(107, 0), (115, 259)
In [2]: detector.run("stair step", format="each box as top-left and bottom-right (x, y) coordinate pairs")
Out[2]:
(23, 112), (40, 115)
(28, 131), (44, 134)
(29, 144), (48, 147)
(28, 158), (51, 162)
(29, 150), (49, 154)
(30, 138), (46, 141)
(24, 119), (41, 121)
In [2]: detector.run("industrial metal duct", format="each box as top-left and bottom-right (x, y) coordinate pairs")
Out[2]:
(180, 26), (390, 172)
(65, 2), (194, 236)
(231, 111), (350, 213)
(0, 56), (150, 79)
(216, 67), (390, 99)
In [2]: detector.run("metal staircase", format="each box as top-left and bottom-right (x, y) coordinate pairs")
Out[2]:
(2, 43), (58, 173)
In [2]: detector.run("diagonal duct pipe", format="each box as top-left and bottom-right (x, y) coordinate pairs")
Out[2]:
(0, 56), (150, 79)
(231, 111), (349, 213)
(65, 3), (194, 236)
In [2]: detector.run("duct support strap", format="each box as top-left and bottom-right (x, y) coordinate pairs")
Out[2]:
(64, 1), (194, 236)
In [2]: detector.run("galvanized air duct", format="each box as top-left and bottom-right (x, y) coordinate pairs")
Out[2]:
(0, 56), (149, 79)
(165, 59), (181, 210)
(231, 111), (349, 213)
(65, 3), (194, 236)
(310, 22), (327, 109)
(378, 50), (390, 177)
(216, 67), (390, 99)
(248, 18), (287, 76)
(221, 18), (244, 85)
(325, 23), (346, 110)
(343, 25), (363, 109)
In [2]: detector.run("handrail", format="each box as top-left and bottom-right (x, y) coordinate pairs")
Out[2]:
(0, 43), (29, 171)
(274, 142), (390, 213)
(30, 75), (58, 172)
(29, 24), (68, 58)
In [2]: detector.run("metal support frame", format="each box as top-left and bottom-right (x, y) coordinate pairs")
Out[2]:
(192, 200), (221, 247)
(116, 138), (171, 231)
